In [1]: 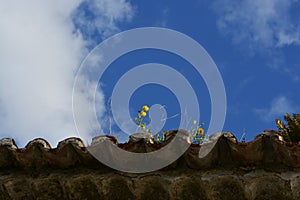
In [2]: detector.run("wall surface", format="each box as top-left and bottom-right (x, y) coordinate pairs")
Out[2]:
(0, 131), (300, 200)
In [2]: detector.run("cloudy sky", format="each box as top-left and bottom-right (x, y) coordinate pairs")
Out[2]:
(1, 0), (300, 147)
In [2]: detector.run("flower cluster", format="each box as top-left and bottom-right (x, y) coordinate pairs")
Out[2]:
(191, 120), (206, 144)
(134, 105), (150, 132)
(134, 105), (207, 145)
(134, 105), (164, 142)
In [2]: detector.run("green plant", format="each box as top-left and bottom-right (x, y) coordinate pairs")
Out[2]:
(134, 106), (171, 144)
(190, 120), (207, 144)
(133, 106), (208, 144)
(134, 105), (152, 134)
(275, 113), (300, 142)
(154, 131), (166, 143)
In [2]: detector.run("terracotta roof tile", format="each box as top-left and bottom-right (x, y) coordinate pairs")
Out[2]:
(0, 131), (300, 170)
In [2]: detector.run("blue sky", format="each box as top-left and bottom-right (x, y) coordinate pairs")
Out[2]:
(95, 0), (300, 142)
(1, 0), (300, 146)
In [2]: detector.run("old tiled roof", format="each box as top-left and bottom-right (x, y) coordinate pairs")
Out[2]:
(1, 131), (300, 199)
(0, 130), (300, 170)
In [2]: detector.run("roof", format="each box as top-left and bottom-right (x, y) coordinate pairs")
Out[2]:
(1, 130), (300, 171)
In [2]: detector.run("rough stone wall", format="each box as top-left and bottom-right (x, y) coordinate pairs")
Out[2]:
(1, 132), (300, 200)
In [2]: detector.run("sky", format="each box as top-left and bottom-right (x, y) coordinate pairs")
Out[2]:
(0, 0), (300, 147)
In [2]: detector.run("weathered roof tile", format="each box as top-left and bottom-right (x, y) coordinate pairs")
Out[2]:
(25, 138), (51, 150)
(0, 138), (18, 149)
(0, 131), (300, 170)
(57, 137), (85, 149)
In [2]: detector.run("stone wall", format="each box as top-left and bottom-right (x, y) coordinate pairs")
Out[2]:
(1, 131), (300, 199)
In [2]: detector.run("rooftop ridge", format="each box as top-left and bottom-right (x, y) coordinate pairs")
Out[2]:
(0, 131), (299, 171)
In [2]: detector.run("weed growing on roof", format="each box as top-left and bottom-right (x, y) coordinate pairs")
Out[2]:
(134, 105), (168, 143)
(134, 105), (152, 134)
(190, 120), (207, 144)
(276, 113), (300, 142)
(134, 105), (208, 144)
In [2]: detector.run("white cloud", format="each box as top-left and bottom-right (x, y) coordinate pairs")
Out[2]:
(154, 8), (169, 27)
(213, 0), (300, 48)
(254, 96), (299, 122)
(73, 0), (134, 42)
(0, 0), (134, 147)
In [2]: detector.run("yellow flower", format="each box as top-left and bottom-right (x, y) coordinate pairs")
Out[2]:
(276, 119), (285, 129)
(193, 120), (197, 125)
(142, 105), (149, 112)
(139, 124), (145, 128)
(140, 111), (147, 117)
(197, 127), (204, 135)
